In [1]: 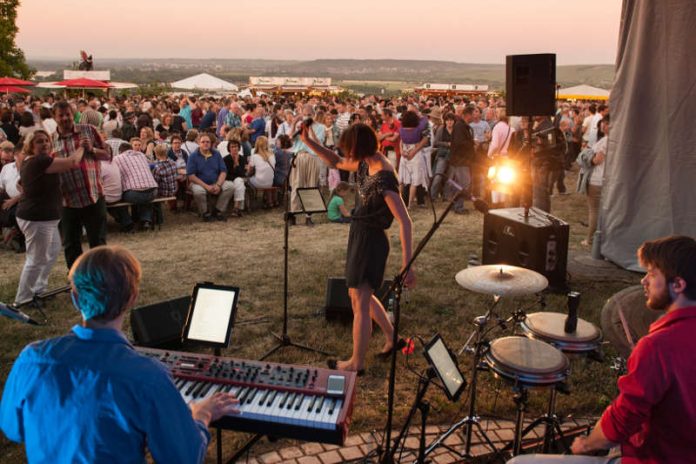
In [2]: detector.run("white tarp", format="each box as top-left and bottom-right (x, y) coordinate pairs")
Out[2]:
(170, 73), (238, 91)
(600, 0), (696, 270)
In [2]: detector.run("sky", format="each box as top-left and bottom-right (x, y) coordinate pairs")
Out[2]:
(16, 0), (622, 64)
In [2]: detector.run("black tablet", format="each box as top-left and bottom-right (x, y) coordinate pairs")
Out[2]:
(183, 282), (239, 348)
(423, 334), (467, 402)
(297, 187), (327, 214)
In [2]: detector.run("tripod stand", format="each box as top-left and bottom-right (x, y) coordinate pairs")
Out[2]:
(380, 185), (474, 463)
(261, 159), (331, 361)
(423, 298), (503, 461)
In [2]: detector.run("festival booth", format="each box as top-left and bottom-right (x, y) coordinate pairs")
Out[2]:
(556, 84), (610, 101)
(415, 83), (491, 98)
(599, 0), (696, 270)
(248, 77), (341, 96)
(170, 73), (238, 93)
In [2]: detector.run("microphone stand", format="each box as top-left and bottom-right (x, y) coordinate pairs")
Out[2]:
(380, 185), (468, 464)
(261, 152), (331, 360)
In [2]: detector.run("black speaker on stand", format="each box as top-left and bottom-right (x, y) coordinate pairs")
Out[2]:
(506, 53), (556, 117)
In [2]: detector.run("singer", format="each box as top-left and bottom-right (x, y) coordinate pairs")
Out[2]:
(300, 123), (415, 374)
(509, 235), (696, 464)
(0, 246), (239, 463)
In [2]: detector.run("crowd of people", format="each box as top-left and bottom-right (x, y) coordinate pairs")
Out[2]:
(0, 90), (609, 306)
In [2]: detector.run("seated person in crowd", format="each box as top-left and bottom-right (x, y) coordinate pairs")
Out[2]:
(247, 136), (276, 208)
(167, 134), (189, 211)
(509, 235), (696, 464)
(151, 144), (178, 225)
(0, 141), (24, 251)
(327, 181), (352, 224)
(186, 132), (234, 221)
(112, 143), (158, 232)
(99, 151), (123, 206)
(0, 246), (239, 463)
(222, 140), (247, 217)
(273, 134), (292, 189)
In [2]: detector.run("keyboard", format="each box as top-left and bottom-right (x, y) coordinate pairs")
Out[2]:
(136, 347), (357, 445)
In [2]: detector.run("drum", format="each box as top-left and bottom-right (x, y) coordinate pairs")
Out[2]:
(521, 312), (603, 354)
(484, 336), (569, 387)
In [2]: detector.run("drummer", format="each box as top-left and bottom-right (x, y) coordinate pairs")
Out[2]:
(508, 235), (696, 463)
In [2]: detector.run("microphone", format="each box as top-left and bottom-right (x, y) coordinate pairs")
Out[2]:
(564, 291), (581, 333)
(0, 302), (39, 325)
(445, 179), (489, 214)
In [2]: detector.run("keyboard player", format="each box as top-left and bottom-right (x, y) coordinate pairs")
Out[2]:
(0, 246), (239, 464)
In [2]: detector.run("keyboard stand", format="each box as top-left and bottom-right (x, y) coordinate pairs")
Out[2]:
(224, 433), (264, 464)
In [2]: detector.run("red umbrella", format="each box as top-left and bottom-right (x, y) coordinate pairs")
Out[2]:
(0, 77), (35, 86)
(0, 85), (31, 94)
(55, 78), (112, 89)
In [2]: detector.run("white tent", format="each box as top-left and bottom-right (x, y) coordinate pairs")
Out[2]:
(170, 73), (238, 92)
(599, 0), (696, 270)
(557, 84), (610, 100)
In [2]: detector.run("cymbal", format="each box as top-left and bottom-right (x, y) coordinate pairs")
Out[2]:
(455, 264), (548, 296)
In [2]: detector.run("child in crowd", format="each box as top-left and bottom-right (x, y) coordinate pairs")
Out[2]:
(327, 181), (352, 224)
(151, 144), (178, 225)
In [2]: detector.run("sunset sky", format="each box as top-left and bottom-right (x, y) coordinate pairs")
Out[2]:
(16, 0), (622, 64)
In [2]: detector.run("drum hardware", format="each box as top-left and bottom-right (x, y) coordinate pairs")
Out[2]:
(423, 298), (505, 461)
(501, 382), (572, 456)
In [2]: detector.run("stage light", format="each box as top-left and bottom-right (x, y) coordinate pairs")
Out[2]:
(487, 160), (518, 194)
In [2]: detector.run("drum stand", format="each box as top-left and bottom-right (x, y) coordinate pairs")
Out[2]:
(502, 383), (570, 456)
(422, 298), (504, 461)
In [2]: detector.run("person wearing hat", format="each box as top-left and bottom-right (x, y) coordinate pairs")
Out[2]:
(120, 111), (138, 142)
(0, 245), (240, 463)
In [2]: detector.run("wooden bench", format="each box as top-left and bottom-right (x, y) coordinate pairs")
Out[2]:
(245, 186), (281, 211)
(106, 196), (176, 209)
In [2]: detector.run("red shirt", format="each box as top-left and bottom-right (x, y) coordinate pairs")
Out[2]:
(600, 306), (696, 463)
(380, 119), (401, 151)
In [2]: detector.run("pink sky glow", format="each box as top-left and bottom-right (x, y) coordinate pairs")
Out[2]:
(17, 0), (622, 64)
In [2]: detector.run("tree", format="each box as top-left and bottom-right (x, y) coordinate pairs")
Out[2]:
(0, 0), (33, 78)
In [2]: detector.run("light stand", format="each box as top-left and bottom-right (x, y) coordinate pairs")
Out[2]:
(261, 156), (332, 361)
(380, 186), (470, 464)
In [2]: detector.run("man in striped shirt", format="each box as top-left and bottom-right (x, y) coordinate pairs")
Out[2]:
(53, 101), (111, 269)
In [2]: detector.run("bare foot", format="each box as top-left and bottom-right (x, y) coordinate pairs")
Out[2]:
(336, 360), (363, 372)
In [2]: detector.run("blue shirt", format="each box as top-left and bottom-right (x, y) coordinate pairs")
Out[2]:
(186, 149), (227, 185)
(0, 325), (210, 464)
(199, 110), (216, 130)
(249, 118), (266, 145)
(179, 105), (193, 130)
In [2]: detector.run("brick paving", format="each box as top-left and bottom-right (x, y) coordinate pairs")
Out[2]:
(237, 417), (593, 463)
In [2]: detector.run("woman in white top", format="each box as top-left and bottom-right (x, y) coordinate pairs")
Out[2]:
(582, 115), (610, 247)
(247, 135), (276, 190)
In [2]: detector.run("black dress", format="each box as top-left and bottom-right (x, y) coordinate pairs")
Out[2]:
(345, 161), (400, 290)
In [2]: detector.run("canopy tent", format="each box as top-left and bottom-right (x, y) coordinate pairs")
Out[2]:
(170, 73), (238, 92)
(0, 86), (31, 94)
(599, 0), (696, 270)
(55, 77), (112, 89)
(0, 77), (35, 87)
(557, 84), (610, 100)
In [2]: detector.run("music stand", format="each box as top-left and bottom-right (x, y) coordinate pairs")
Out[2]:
(261, 174), (331, 360)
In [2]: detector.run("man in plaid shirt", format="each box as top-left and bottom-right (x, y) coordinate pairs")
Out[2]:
(152, 144), (178, 224)
(53, 101), (111, 269)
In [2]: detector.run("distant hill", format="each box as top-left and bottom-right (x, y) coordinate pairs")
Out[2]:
(28, 58), (615, 90)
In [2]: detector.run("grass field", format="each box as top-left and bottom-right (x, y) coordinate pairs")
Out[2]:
(0, 170), (641, 462)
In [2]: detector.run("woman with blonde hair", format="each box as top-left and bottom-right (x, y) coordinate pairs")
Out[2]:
(13, 130), (83, 306)
(247, 136), (276, 206)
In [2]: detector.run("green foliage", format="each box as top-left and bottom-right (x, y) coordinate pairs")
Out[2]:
(137, 82), (172, 98)
(0, 0), (34, 78)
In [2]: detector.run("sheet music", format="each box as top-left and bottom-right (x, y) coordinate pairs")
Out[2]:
(187, 288), (236, 343)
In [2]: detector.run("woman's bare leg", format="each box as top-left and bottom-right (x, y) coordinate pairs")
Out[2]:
(337, 284), (373, 371)
(369, 295), (395, 352)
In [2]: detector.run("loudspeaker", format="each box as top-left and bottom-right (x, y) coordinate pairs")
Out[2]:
(482, 208), (569, 289)
(324, 277), (394, 322)
(506, 54), (556, 116)
(130, 296), (190, 348)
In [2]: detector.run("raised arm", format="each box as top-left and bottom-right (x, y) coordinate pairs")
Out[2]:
(300, 125), (359, 172)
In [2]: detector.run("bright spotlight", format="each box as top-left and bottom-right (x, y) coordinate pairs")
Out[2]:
(487, 160), (518, 194)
